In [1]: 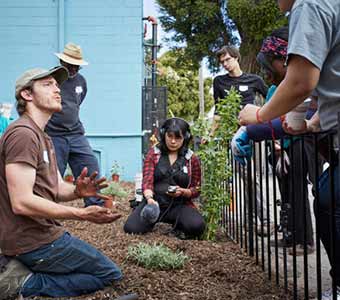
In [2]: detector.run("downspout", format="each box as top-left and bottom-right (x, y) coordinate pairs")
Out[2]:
(142, 16), (158, 87)
(57, 0), (65, 52)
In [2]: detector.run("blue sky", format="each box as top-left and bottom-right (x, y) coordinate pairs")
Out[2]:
(143, 0), (168, 56)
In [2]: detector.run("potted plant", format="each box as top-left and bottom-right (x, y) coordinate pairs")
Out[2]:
(64, 165), (74, 183)
(110, 160), (123, 182)
(101, 181), (129, 209)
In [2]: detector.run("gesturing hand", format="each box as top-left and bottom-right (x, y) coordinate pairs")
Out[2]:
(80, 205), (122, 224)
(74, 167), (110, 201)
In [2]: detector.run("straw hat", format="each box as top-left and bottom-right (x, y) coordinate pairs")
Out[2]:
(54, 43), (88, 66)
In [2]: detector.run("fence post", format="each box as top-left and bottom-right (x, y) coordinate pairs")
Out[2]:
(247, 158), (254, 256)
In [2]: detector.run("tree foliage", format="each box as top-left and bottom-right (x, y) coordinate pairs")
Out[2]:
(156, 0), (287, 72)
(156, 0), (232, 72)
(158, 50), (214, 121)
(228, 0), (287, 71)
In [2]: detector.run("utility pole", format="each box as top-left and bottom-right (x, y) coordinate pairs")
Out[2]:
(199, 61), (204, 117)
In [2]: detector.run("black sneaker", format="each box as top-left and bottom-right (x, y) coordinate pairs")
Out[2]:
(166, 229), (188, 240)
(270, 238), (293, 248)
(288, 244), (315, 256)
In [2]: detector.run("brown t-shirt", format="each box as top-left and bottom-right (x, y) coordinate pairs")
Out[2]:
(0, 114), (64, 256)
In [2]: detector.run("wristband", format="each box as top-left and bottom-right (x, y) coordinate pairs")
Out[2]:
(256, 108), (263, 124)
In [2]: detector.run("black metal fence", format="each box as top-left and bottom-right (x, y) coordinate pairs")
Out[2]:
(142, 86), (167, 155)
(223, 130), (340, 300)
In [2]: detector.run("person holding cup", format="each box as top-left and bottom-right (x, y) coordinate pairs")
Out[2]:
(233, 26), (321, 254)
(239, 0), (340, 297)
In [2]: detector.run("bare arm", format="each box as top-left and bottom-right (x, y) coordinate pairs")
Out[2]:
(56, 171), (79, 202)
(6, 163), (121, 223)
(239, 55), (320, 125)
(57, 167), (111, 203)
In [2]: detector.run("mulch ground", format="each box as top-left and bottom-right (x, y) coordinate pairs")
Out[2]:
(36, 182), (292, 300)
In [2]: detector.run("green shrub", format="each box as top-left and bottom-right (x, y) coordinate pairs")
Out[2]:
(101, 181), (128, 198)
(127, 242), (189, 270)
(192, 87), (241, 240)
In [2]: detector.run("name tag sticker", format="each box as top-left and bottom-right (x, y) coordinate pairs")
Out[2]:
(75, 86), (83, 94)
(239, 85), (248, 92)
(43, 150), (49, 163)
(183, 166), (188, 173)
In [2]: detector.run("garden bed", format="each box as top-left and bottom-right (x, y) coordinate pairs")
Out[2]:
(36, 182), (292, 300)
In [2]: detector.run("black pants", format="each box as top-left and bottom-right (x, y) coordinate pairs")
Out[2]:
(278, 137), (322, 245)
(123, 200), (205, 238)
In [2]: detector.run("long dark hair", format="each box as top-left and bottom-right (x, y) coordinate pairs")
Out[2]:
(158, 118), (192, 156)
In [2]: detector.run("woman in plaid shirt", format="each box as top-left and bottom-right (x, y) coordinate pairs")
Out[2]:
(124, 118), (205, 239)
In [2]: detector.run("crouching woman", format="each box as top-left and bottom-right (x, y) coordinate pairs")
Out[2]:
(124, 117), (205, 239)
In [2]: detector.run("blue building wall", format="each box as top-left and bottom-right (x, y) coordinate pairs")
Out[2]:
(0, 0), (143, 180)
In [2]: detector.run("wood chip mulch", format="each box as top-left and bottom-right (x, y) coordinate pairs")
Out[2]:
(34, 182), (292, 300)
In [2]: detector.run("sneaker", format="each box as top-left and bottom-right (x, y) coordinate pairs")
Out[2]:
(270, 238), (293, 248)
(316, 286), (340, 300)
(288, 244), (315, 256)
(0, 258), (32, 300)
(166, 229), (188, 240)
(257, 223), (275, 237)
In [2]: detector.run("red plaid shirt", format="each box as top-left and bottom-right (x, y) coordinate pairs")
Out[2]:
(142, 147), (201, 199)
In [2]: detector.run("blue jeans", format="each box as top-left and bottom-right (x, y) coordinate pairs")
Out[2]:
(17, 232), (122, 297)
(318, 165), (340, 286)
(51, 134), (103, 206)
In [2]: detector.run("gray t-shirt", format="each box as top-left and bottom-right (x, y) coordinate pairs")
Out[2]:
(288, 0), (340, 131)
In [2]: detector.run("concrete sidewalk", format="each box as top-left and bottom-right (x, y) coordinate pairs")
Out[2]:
(228, 178), (334, 299)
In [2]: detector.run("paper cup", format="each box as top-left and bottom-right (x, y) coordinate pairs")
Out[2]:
(286, 99), (311, 130)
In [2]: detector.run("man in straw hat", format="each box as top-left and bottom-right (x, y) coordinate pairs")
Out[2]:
(46, 42), (102, 207)
(0, 66), (122, 299)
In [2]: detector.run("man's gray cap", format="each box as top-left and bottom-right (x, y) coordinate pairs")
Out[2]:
(15, 66), (69, 100)
(140, 203), (160, 224)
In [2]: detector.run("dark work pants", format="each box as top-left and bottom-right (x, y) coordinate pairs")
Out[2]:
(124, 200), (205, 238)
(50, 134), (103, 206)
(318, 164), (340, 286)
(279, 138), (314, 245)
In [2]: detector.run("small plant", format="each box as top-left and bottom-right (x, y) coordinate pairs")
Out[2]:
(110, 160), (123, 176)
(63, 164), (74, 183)
(110, 160), (124, 182)
(101, 181), (129, 198)
(127, 242), (189, 270)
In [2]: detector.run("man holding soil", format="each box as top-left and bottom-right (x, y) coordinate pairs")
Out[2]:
(0, 67), (122, 299)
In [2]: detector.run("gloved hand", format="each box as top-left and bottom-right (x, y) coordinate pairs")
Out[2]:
(231, 126), (252, 165)
(275, 150), (290, 178)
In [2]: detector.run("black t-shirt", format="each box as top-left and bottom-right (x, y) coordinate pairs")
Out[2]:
(46, 73), (87, 136)
(213, 73), (267, 114)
